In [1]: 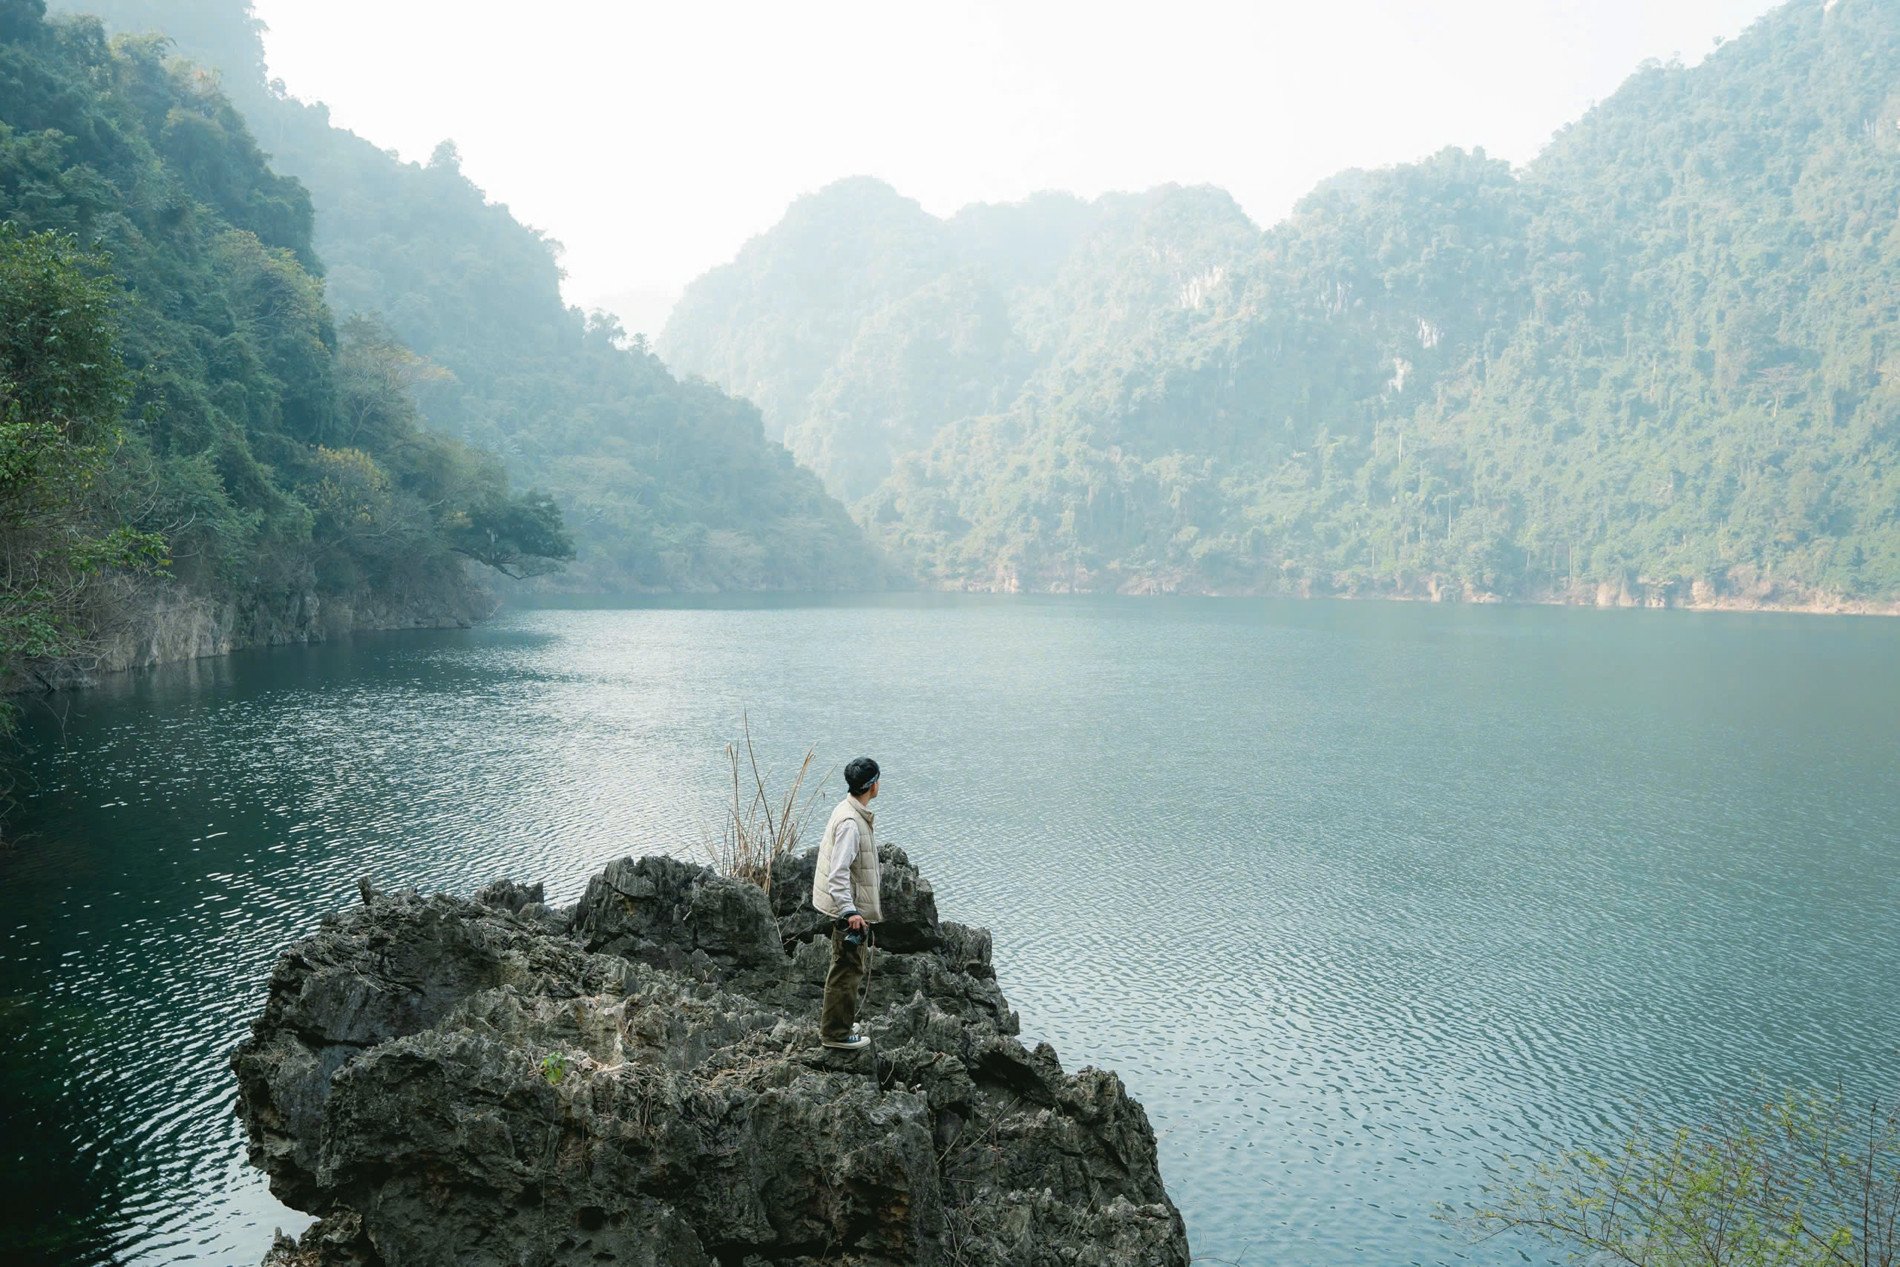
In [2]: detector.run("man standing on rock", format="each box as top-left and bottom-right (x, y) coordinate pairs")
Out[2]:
(812, 756), (881, 1051)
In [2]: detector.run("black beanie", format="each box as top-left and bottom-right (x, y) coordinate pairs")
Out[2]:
(845, 756), (880, 795)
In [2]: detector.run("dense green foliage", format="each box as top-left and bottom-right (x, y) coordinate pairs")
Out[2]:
(0, 0), (571, 691)
(663, 0), (1900, 604)
(51, 0), (883, 591)
(0, 224), (163, 677)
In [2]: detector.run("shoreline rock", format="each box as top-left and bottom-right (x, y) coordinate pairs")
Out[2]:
(3, 572), (496, 695)
(234, 848), (1188, 1266)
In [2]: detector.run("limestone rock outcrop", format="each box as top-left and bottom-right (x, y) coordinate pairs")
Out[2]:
(235, 847), (1188, 1266)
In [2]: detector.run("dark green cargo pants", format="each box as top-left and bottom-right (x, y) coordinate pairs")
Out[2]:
(820, 924), (868, 1042)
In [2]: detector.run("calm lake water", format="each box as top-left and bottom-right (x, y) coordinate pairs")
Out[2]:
(2, 596), (1896, 1266)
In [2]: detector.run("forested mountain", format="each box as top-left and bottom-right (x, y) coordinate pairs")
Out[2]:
(663, 0), (1900, 607)
(0, 0), (572, 695)
(47, 0), (882, 592)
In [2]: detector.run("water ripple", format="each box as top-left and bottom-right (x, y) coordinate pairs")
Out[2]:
(1, 597), (1897, 1265)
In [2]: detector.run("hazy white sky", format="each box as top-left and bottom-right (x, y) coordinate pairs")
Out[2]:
(252, 0), (1780, 334)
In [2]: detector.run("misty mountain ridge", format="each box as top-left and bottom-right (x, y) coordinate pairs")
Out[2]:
(661, 0), (1899, 608)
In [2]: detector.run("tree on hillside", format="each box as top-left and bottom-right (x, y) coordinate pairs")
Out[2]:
(448, 491), (574, 580)
(0, 224), (165, 696)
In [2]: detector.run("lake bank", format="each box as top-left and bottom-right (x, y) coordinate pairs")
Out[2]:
(13, 574), (1896, 703)
(926, 572), (1900, 616)
(1, 573), (493, 697)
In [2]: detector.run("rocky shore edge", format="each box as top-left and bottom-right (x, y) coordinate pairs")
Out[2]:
(3, 573), (494, 695)
(234, 847), (1189, 1266)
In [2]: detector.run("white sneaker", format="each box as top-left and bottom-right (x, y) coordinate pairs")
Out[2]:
(822, 1034), (871, 1051)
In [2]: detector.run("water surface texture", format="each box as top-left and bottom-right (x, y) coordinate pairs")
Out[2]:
(3, 596), (1896, 1265)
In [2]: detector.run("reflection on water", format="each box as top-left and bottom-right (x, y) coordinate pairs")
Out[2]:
(2, 595), (1897, 1265)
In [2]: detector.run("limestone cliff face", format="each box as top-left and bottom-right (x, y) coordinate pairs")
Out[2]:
(234, 848), (1189, 1267)
(6, 573), (496, 692)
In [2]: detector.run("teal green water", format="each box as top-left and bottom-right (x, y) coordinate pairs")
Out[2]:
(2, 596), (1896, 1265)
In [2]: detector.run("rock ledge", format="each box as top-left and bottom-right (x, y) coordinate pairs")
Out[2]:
(234, 847), (1188, 1266)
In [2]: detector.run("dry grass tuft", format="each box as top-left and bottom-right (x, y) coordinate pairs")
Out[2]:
(704, 713), (825, 892)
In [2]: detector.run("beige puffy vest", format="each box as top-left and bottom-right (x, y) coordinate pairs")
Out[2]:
(810, 795), (880, 922)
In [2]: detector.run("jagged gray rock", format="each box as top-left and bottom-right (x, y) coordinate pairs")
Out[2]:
(235, 846), (1188, 1266)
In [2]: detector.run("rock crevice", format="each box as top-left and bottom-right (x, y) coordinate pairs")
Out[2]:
(235, 847), (1188, 1266)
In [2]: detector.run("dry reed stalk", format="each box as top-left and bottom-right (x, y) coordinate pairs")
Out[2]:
(704, 712), (827, 892)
